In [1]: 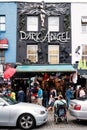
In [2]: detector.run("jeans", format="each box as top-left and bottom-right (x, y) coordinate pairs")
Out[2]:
(66, 98), (70, 109)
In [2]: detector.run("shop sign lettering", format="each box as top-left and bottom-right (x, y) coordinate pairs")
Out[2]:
(20, 31), (70, 43)
(78, 59), (87, 69)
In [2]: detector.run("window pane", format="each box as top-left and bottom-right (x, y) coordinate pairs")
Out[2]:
(48, 17), (59, 32)
(81, 16), (87, 23)
(49, 49), (59, 54)
(28, 48), (37, 54)
(82, 44), (87, 55)
(0, 24), (5, 31)
(81, 16), (87, 33)
(27, 45), (38, 63)
(49, 56), (58, 64)
(82, 24), (87, 32)
(0, 16), (5, 31)
(28, 55), (37, 62)
(48, 45), (59, 64)
(27, 16), (38, 31)
(82, 44), (87, 61)
(0, 16), (5, 23)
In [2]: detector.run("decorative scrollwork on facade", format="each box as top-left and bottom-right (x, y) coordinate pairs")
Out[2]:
(18, 1), (70, 16)
(18, 1), (70, 42)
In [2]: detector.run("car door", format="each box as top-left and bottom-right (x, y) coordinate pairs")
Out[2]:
(0, 99), (10, 126)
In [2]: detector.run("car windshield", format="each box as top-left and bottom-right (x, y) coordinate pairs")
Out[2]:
(1, 95), (18, 105)
(77, 95), (87, 101)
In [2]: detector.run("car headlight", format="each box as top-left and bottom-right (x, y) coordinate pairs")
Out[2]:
(34, 109), (46, 114)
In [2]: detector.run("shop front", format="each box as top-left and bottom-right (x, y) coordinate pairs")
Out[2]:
(12, 64), (76, 99)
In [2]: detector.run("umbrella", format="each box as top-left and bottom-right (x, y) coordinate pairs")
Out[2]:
(3, 67), (16, 79)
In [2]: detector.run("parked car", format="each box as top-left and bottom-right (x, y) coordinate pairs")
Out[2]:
(0, 95), (48, 130)
(69, 95), (87, 120)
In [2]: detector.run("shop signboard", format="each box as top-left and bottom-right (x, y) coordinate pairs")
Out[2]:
(0, 39), (8, 49)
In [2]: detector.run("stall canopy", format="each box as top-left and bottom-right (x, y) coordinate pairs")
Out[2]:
(16, 64), (76, 72)
(4, 67), (16, 79)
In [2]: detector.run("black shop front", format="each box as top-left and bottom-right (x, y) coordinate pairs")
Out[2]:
(11, 64), (76, 98)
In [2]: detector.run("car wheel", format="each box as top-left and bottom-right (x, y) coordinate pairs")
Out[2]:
(17, 113), (36, 130)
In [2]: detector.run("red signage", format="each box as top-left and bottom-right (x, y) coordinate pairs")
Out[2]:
(0, 38), (8, 49)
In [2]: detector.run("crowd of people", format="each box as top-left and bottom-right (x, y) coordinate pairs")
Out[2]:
(0, 72), (87, 112)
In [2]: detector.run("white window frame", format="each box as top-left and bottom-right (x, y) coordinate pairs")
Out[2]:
(27, 16), (38, 31)
(48, 45), (59, 64)
(27, 45), (38, 63)
(82, 44), (87, 61)
(81, 16), (87, 33)
(48, 16), (59, 32)
(0, 16), (6, 31)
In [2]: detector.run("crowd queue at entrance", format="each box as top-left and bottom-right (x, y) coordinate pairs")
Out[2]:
(0, 72), (87, 110)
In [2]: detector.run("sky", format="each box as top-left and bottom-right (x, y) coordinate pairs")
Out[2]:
(0, 0), (87, 3)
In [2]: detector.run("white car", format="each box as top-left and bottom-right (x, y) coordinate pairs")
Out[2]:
(69, 95), (87, 120)
(0, 95), (48, 129)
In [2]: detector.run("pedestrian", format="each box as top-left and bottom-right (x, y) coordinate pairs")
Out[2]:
(37, 84), (43, 105)
(10, 88), (16, 100)
(43, 88), (49, 107)
(79, 87), (86, 97)
(0, 87), (2, 95)
(65, 86), (72, 109)
(54, 95), (66, 108)
(17, 87), (25, 102)
(50, 87), (57, 98)
(54, 95), (67, 117)
(1, 85), (7, 95)
(47, 94), (55, 112)
(26, 87), (31, 103)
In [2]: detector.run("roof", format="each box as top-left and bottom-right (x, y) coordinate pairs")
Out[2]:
(0, 0), (86, 3)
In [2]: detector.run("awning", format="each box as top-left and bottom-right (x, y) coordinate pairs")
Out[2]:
(16, 64), (76, 72)
(4, 67), (16, 80)
(0, 38), (8, 49)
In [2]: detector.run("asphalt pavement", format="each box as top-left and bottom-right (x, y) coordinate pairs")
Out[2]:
(34, 110), (87, 130)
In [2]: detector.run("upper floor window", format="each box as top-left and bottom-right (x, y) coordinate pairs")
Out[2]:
(0, 16), (6, 31)
(27, 16), (38, 31)
(81, 16), (87, 33)
(48, 16), (59, 32)
(48, 45), (59, 64)
(82, 44), (87, 61)
(27, 45), (38, 63)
